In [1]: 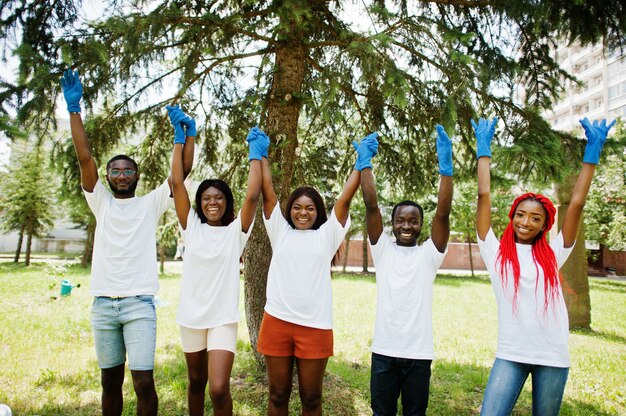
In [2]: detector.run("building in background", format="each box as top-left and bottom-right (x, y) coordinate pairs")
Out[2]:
(544, 42), (626, 131)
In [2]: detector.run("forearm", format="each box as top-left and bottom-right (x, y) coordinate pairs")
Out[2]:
(561, 163), (596, 246)
(261, 157), (277, 216)
(476, 157), (492, 238)
(171, 144), (185, 187)
(334, 169), (360, 225)
(360, 168), (379, 209)
(182, 137), (195, 179)
(69, 113), (93, 165)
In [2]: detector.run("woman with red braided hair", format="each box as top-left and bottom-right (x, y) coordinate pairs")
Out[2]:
(473, 116), (616, 416)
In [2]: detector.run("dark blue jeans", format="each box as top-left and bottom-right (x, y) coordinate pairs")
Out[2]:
(370, 352), (432, 416)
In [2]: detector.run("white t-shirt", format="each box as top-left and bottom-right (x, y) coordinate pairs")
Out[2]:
(84, 179), (172, 296)
(263, 203), (350, 329)
(176, 209), (252, 329)
(370, 233), (447, 359)
(478, 228), (574, 367)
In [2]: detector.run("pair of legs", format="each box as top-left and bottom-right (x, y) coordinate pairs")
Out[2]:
(266, 356), (328, 416)
(257, 312), (333, 416)
(180, 323), (238, 416)
(480, 358), (569, 416)
(370, 352), (432, 416)
(91, 295), (158, 416)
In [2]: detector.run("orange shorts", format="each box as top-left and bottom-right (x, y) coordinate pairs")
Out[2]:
(257, 312), (334, 359)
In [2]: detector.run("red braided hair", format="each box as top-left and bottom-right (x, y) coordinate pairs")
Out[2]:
(496, 193), (560, 311)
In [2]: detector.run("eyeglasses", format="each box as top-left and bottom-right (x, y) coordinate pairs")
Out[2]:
(108, 169), (137, 178)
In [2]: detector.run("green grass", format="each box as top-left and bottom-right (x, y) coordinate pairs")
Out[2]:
(0, 261), (624, 415)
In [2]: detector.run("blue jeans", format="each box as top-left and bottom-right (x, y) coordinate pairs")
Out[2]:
(370, 352), (432, 416)
(480, 358), (569, 416)
(91, 295), (157, 371)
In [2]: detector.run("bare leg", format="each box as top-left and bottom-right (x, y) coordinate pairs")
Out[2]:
(296, 358), (328, 416)
(101, 364), (125, 416)
(130, 369), (158, 416)
(266, 356), (295, 416)
(185, 350), (208, 416)
(208, 349), (235, 416)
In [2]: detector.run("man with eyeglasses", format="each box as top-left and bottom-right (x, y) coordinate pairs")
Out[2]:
(60, 69), (194, 416)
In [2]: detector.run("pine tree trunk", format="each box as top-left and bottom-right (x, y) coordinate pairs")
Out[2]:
(362, 229), (369, 273)
(82, 221), (95, 267)
(555, 174), (591, 329)
(25, 224), (33, 267)
(467, 232), (475, 278)
(244, 39), (306, 366)
(342, 237), (351, 272)
(14, 224), (25, 263)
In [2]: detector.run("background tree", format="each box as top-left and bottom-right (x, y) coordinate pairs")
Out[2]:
(1, 0), (624, 359)
(0, 141), (55, 265)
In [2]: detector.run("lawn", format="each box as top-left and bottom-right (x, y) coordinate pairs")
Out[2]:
(0, 260), (624, 415)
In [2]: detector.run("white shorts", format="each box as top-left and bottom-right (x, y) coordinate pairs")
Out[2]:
(179, 323), (238, 353)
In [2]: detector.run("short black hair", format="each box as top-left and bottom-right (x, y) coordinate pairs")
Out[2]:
(195, 179), (236, 225)
(106, 154), (138, 172)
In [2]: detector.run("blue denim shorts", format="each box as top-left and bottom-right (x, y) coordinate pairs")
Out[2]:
(91, 295), (157, 371)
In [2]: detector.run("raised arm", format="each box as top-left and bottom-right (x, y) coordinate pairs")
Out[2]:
(248, 127), (278, 219)
(561, 118), (615, 248)
(61, 70), (98, 192)
(240, 127), (267, 232)
(431, 125), (453, 252)
(166, 105), (195, 229)
(473, 117), (498, 241)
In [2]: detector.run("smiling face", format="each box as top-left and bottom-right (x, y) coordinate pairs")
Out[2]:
(290, 195), (318, 230)
(201, 186), (227, 226)
(392, 205), (422, 247)
(106, 159), (139, 198)
(512, 199), (547, 244)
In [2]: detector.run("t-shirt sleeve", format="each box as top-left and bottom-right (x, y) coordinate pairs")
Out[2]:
(237, 210), (254, 255)
(477, 227), (500, 273)
(182, 208), (200, 243)
(263, 203), (288, 246)
(323, 208), (351, 252)
(146, 179), (173, 218)
(83, 179), (108, 215)
(423, 238), (448, 270)
(370, 232), (390, 263)
(551, 231), (575, 269)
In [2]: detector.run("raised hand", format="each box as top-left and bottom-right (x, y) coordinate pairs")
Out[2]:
(166, 105), (186, 144)
(352, 132), (379, 171)
(247, 126), (270, 161)
(471, 117), (498, 159)
(435, 125), (453, 176)
(180, 113), (197, 137)
(60, 70), (83, 113)
(580, 117), (616, 164)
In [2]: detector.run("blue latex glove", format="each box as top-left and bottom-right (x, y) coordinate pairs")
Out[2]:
(580, 117), (616, 164)
(247, 126), (270, 161)
(180, 113), (197, 137)
(352, 132), (379, 170)
(435, 125), (453, 176)
(60, 70), (83, 113)
(471, 117), (498, 159)
(166, 105), (186, 144)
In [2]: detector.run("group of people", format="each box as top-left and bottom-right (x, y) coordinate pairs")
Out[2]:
(61, 69), (616, 416)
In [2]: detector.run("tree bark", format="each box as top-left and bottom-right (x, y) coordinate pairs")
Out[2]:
(467, 235), (475, 278)
(14, 224), (25, 263)
(81, 221), (95, 267)
(555, 174), (591, 329)
(342, 237), (351, 272)
(362, 229), (369, 273)
(25, 223), (33, 267)
(244, 37), (307, 365)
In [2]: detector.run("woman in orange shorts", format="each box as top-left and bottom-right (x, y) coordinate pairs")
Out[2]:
(256, 128), (375, 415)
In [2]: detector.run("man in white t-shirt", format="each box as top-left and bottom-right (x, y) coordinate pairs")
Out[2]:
(60, 70), (194, 416)
(360, 126), (453, 416)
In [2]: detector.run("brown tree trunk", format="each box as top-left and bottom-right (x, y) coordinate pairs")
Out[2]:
(244, 37), (307, 365)
(342, 237), (351, 272)
(82, 221), (95, 267)
(14, 224), (25, 263)
(467, 232), (475, 278)
(25, 224), (33, 267)
(555, 174), (591, 329)
(362, 229), (369, 273)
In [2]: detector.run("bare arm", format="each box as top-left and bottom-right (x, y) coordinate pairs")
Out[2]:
(69, 113), (98, 192)
(167, 134), (195, 194)
(334, 169), (360, 227)
(261, 157), (278, 219)
(561, 163), (596, 248)
(431, 175), (453, 252)
(476, 156), (492, 241)
(171, 143), (191, 229)
(240, 159), (262, 233)
(360, 167), (383, 244)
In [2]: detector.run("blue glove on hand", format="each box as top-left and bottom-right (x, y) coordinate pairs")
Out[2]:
(180, 113), (197, 137)
(60, 70), (83, 113)
(352, 132), (379, 171)
(435, 125), (453, 176)
(580, 117), (616, 164)
(166, 105), (186, 144)
(471, 117), (498, 159)
(247, 126), (270, 161)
